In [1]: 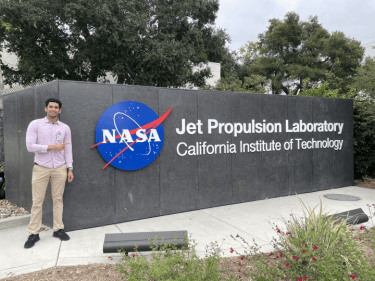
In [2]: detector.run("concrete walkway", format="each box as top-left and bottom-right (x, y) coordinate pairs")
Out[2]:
(1, 186), (374, 279)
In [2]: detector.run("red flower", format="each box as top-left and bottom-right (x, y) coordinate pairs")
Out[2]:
(312, 257), (317, 261)
(313, 245), (318, 251)
(302, 242), (305, 246)
(241, 257), (244, 260)
(293, 256), (297, 260)
(286, 232), (290, 235)
(352, 275), (355, 279)
(297, 278), (302, 281)
(302, 250), (306, 253)
(360, 226), (364, 230)
(285, 263), (289, 267)
(277, 229), (281, 233)
(239, 262), (241, 266)
(303, 277), (307, 280)
(132, 254), (135, 258)
(289, 250), (292, 253)
(230, 249), (234, 253)
(270, 252), (273, 256)
(238, 269), (241, 273)
(280, 253), (283, 257)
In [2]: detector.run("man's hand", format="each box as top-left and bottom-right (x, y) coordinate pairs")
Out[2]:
(48, 142), (69, 151)
(68, 169), (74, 183)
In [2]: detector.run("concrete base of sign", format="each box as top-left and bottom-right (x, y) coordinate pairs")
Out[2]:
(103, 230), (188, 254)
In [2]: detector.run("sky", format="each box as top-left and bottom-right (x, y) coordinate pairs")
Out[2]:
(215, 0), (375, 52)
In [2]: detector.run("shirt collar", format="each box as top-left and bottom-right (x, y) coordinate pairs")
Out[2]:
(44, 116), (60, 124)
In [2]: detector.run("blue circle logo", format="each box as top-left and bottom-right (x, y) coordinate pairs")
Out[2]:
(92, 101), (172, 171)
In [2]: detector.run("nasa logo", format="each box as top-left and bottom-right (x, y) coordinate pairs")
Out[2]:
(92, 101), (172, 171)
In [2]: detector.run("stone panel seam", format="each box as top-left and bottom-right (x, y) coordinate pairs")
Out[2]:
(260, 95), (264, 198)
(17, 91), (21, 201)
(111, 85), (117, 222)
(230, 92), (233, 203)
(287, 97), (290, 195)
(334, 99), (337, 182)
(196, 91), (200, 204)
(158, 88), (161, 216)
(157, 89), (165, 215)
(57, 79), (60, 100)
(312, 98), (315, 190)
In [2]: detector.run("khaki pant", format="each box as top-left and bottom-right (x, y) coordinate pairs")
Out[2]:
(28, 164), (67, 234)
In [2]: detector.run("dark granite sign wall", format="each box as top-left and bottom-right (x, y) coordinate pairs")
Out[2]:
(3, 80), (353, 231)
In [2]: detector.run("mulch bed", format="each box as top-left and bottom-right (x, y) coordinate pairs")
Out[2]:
(0, 200), (29, 219)
(355, 177), (375, 189)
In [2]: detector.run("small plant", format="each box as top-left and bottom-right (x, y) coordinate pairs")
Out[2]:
(230, 198), (375, 280)
(366, 203), (375, 250)
(115, 235), (230, 281)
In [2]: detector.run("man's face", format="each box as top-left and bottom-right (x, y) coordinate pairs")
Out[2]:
(45, 102), (61, 118)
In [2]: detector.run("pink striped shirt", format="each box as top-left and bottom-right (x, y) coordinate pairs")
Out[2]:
(26, 117), (73, 169)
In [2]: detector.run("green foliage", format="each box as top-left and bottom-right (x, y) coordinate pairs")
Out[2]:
(212, 72), (267, 93)
(297, 77), (375, 179)
(248, 12), (364, 95)
(297, 79), (340, 98)
(232, 199), (375, 280)
(237, 41), (261, 66)
(280, 199), (349, 253)
(0, 0), (229, 88)
(115, 236), (230, 281)
(353, 57), (375, 100)
(353, 98), (375, 179)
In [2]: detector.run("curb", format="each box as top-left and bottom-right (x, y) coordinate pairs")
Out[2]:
(0, 214), (31, 231)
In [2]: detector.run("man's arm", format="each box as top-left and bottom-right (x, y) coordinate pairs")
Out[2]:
(64, 127), (74, 183)
(68, 170), (74, 183)
(64, 127), (73, 169)
(26, 121), (48, 153)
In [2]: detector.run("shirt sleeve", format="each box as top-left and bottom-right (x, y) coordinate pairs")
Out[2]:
(26, 121), (48, 153)
(64, 126), (73, 168)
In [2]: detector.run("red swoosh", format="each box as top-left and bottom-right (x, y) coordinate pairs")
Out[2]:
(91, 106), (172, 149)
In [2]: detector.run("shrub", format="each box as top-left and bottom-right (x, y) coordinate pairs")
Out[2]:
(353, 99), (375, 179)
(115, 236), (230, 281)
(232, 199), (375, 280)
(298, 80), (375, 179)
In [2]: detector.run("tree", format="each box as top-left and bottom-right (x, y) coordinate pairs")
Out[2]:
(0, 0), (229, 88)
(352, 57), (375, 99)
(208, 41), (269, 93)
(248, 12), (364, 95)
(298, 80), (375, 179)
(212, 72), (267, 93)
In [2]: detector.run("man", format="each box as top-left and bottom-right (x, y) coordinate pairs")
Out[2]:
(24, 98), (74, 249)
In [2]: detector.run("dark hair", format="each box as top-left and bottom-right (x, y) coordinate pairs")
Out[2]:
(45, 98), (62, 109)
